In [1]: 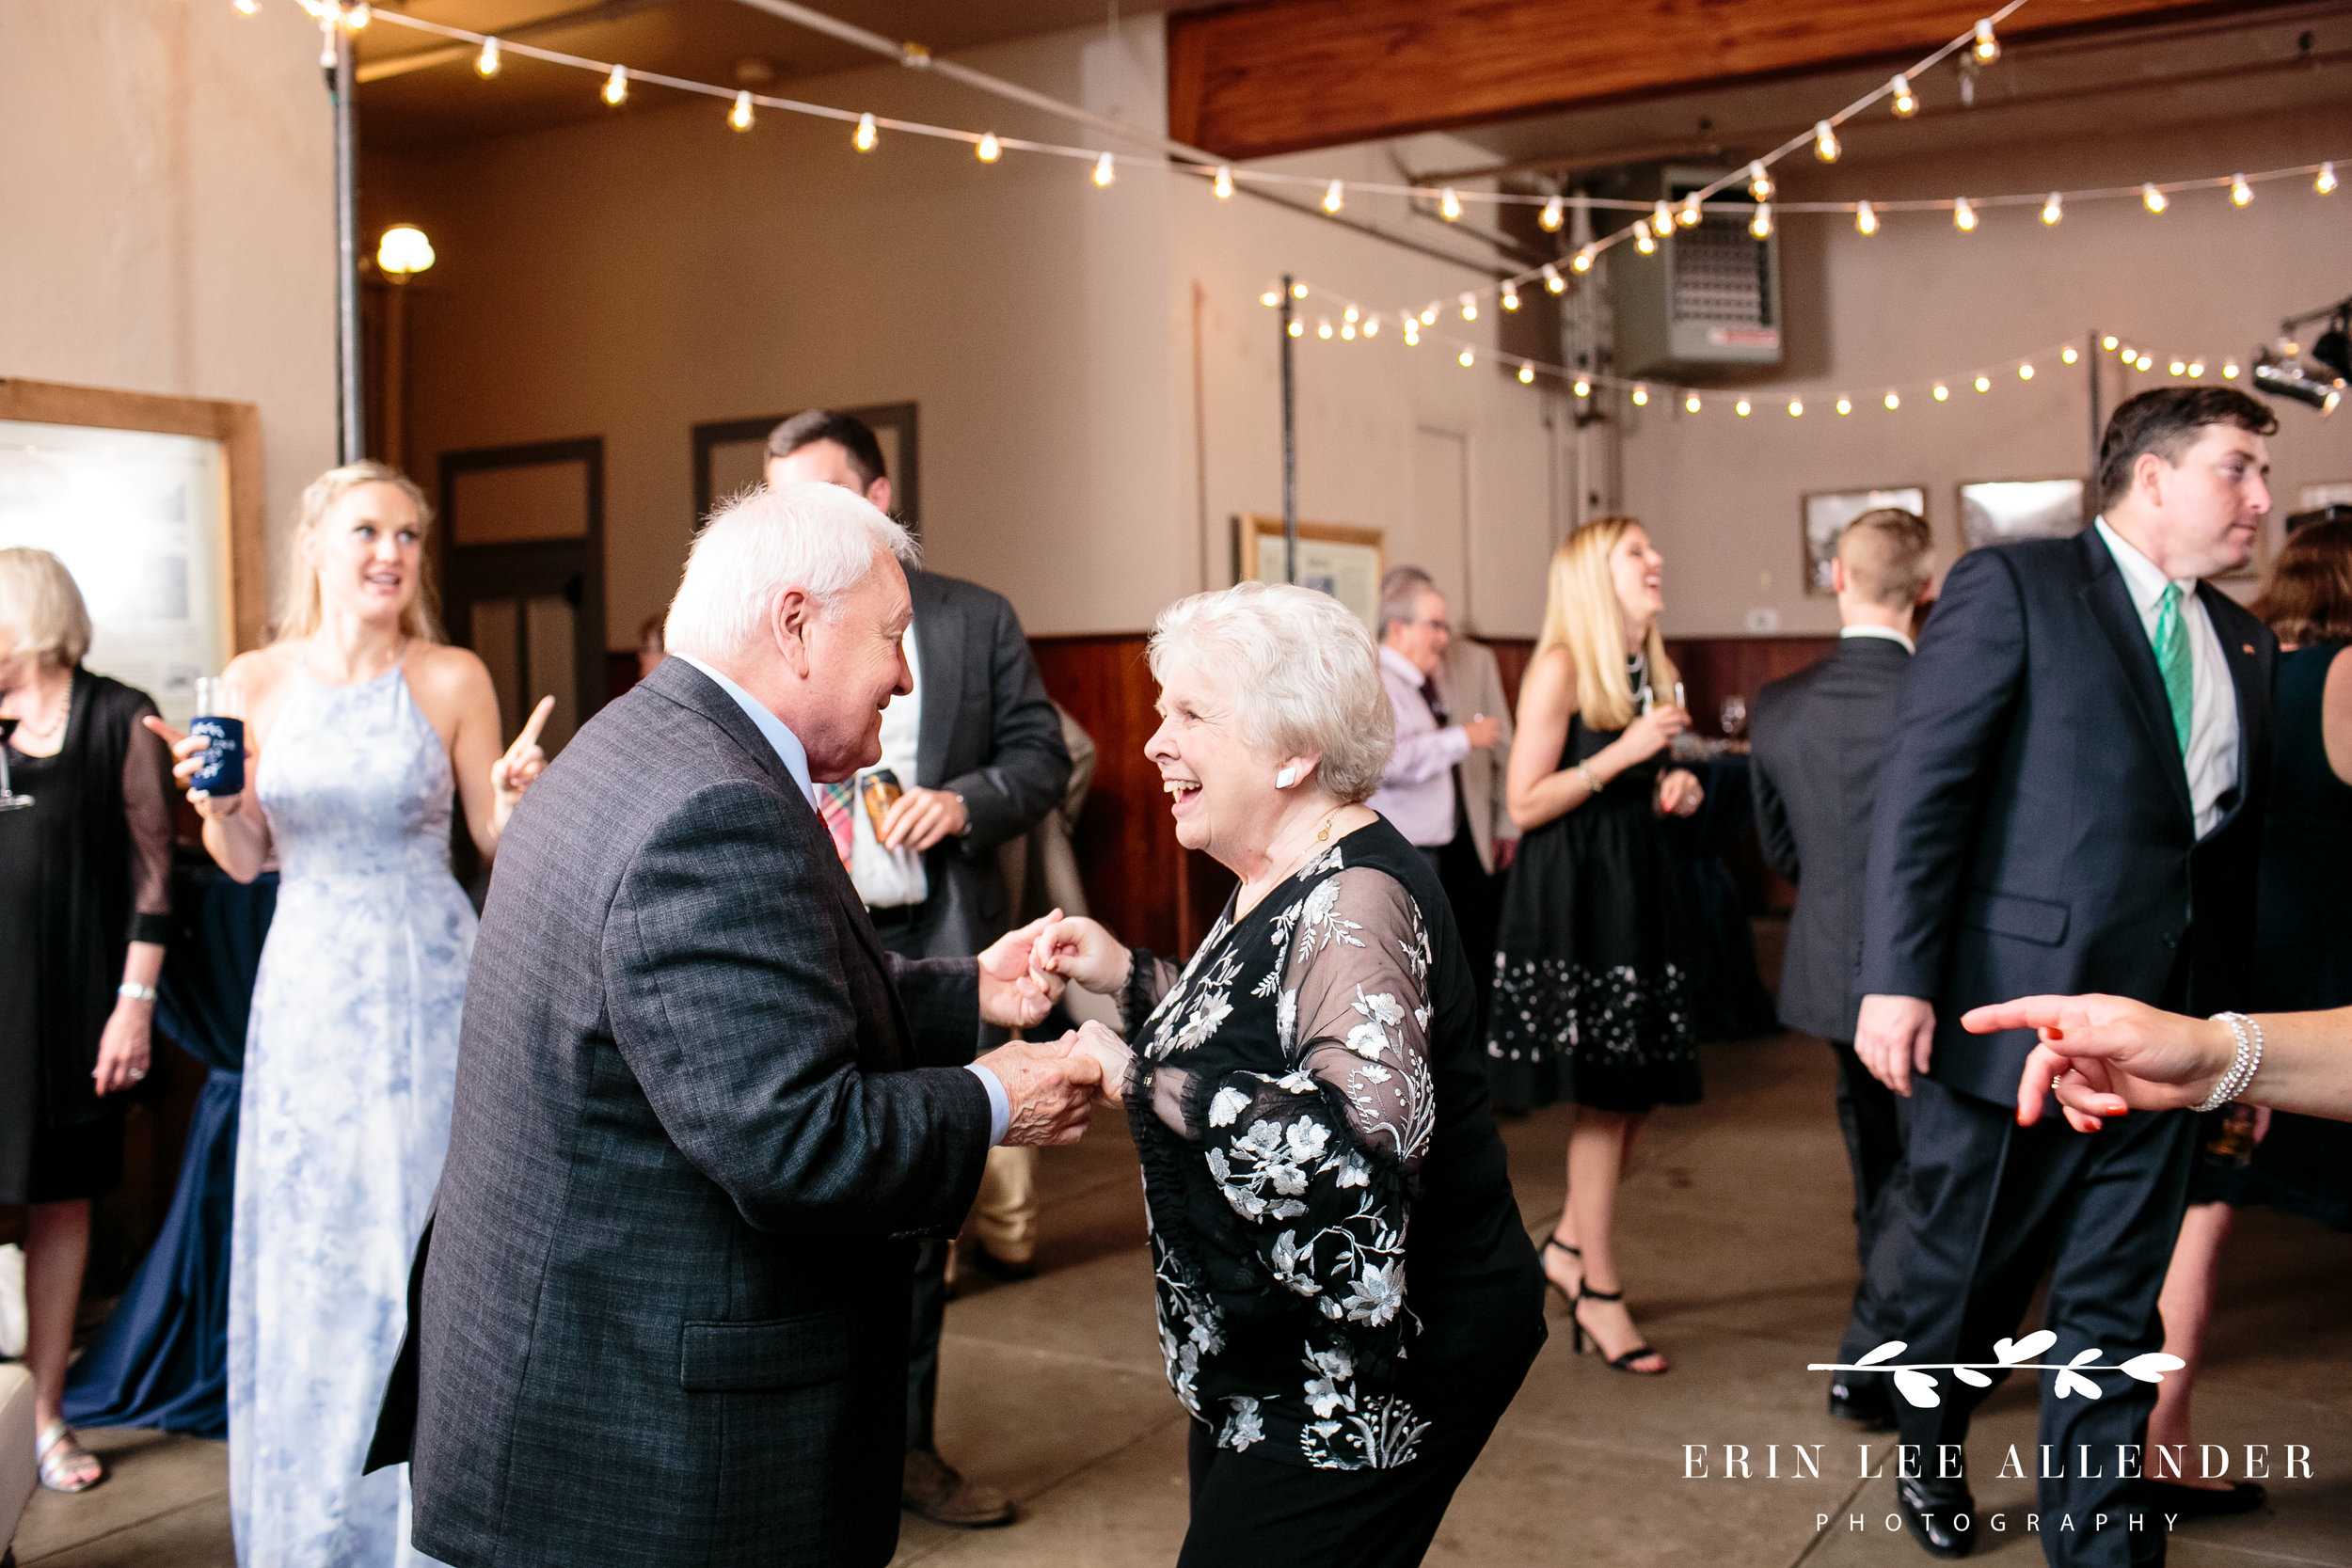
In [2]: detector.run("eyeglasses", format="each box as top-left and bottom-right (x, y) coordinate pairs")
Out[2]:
(1410, 617), (1453, 634)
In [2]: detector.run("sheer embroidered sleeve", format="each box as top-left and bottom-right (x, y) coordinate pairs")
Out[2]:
(121, 697), (174, 945)
(1135, 866), (1437, 1369)
(1116, 946), (1182, 1037)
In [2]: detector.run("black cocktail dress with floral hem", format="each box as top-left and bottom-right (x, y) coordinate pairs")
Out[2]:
(1116, 816), (1543, 1480)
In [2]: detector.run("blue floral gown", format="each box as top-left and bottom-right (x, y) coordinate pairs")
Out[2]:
(229, 667), (471, 1566)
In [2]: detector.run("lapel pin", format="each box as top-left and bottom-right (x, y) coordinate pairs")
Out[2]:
(2242, 643), (2255, 655)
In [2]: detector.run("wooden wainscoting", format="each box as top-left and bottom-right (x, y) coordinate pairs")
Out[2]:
(1474, 635), (1836, 720)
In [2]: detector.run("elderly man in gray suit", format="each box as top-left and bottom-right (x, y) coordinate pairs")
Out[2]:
(368, 483), (1102, 1568)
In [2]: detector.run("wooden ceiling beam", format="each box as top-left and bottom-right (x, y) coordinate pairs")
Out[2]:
(1168, 0), (2247, 161)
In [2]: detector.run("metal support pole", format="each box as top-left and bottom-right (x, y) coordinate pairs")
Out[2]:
(332, 25), (364, 464)
(2087, 327), (2102, 483)
(1279, 275), (1297, 585)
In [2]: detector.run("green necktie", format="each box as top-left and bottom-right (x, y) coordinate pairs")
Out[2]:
(2153, 583), (2194, 756)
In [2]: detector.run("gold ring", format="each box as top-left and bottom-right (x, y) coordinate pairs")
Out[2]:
(2051, 1075), (2064, 1091)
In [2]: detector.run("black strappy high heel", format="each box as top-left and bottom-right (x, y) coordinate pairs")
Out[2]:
(1572, 1282), (1668, 1374)
(1540, 1236), (1581, 1307)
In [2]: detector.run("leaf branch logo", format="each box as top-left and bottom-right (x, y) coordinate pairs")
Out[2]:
(1808, 1331), (2185, 1408)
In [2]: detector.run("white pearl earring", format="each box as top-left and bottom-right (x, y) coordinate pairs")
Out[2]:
(1275, 766), (1298, 789)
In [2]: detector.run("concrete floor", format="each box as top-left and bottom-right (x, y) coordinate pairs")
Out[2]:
(15, 1026), (2350, 1567)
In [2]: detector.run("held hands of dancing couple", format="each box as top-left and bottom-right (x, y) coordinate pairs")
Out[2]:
(965, 911), (1136, 1136)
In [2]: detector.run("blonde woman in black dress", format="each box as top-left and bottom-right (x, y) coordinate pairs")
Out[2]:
(1488, 516), (1703, 1374)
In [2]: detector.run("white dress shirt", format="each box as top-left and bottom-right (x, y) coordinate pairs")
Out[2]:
(1366, 643), (1470, 847)
(844, 625), (928, 909)
(2093, 517), (2240, 839)
(1840, 624), (1916, 655)
(671, 654), (1009, 1143)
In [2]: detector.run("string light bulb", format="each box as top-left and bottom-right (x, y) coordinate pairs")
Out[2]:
(1341, 321), (1356, 340)
(1747, 162), (1772, 201)
(1539, 195), (1565, 231)
(1343, 305), (1359, 323)
(2136, 353), (2153, 370)
(476, 37), (501, 76)
(1460, 293), (1478, 322)
(1677, 193), (1701, 227)
(1933, 383), (1950, 401)
(1323, 179), (1344, 214)
(1419, 304), (1436, 323)
(1685, 393), (1702, 413)
(1459, 348), (1475, 368)
(603, 64), (628, 105)
(1261, 289), (1280, 308)
(1574, 378), (1592, 397)
(1214, 166), (1233, 199)
(1788, 399), (1804, 417)
(1286, 319), (1302, 338)
(1316, 319), (1332, 340)
(2231, 173), (2253, 207)
(235, 0), (258, 12)
(1572, 245), (1595, 273)
(2042, 191), (2063, 225)
(1501, 283), (1520, 311)
(730, 90), (755, 132)
(342, 2), (369, 29)
(1975, 374), (1991, 392)
(1973, 17), (2000, 62)
(2187, 360), (2204, 376)
(1093, 151), (1115, 186)
(2019, 363), (2035, 380)
(853, 112), (877, 150)
(1884, 391), (1900, 410)
(1439, 187), (1462, 222)
(1651, 200), (1675, 236)
(1635, 227), (1658, 255)
(1363, 315), (1380, 337)
(2142, 182), (2167, 214)
(1815, 120), (1840, 163)
(2222, 361), (2239, 378)
(1750, 203), (1772, 240)
(1518, 364), (1536, 384)
(1403, 318), (1420, 346)
(1836, 397), (1852, 416)
(976, 131), (1000, 162)
(2320, 162), (2339, 195)
(2061, 346), (2079, 364)
(1631, 386), (1650, 406)
(1854, 200), (1878, 236)
(2169, 359), (2186, 375)
(1736, 398), (1752, 416)
(1953, 198), (1978, 231)
(2103, 335), (2119, 351)
(1891, 74), (1917, 116)
(1542, 263), (1565, 293)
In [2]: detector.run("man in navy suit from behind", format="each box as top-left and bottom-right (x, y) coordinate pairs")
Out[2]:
(1856, 387), (2277, 1565)
(1747, 507), (1935, 1433)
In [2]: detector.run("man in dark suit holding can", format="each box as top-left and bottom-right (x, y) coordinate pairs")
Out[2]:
(1855, 388), (2277, 1564)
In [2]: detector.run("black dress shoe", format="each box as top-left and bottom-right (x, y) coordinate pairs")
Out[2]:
(1828, 1377), (1896, 1431)
(2142, 1479), (2266, 1516)
(1896, 1476), (1977, 1559)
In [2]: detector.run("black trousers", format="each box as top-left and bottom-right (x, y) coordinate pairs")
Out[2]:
(1177, 1399), (1509, 1568)
(873, 904), (959, 1457)
(1890, 1073), (2198, 1567)
(1829, 1037), (1911, 1381)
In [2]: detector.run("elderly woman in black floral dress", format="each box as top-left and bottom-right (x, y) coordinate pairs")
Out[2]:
(1040, 582), (1543, 1568)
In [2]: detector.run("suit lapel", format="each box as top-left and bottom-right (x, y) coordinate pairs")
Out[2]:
(2076, 531), (2194, 822)
(911, 571), (964, 789)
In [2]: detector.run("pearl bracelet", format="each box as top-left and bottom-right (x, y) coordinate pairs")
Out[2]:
(118, 981), (157, 1003)
(2191, 1011), (2264, 1114)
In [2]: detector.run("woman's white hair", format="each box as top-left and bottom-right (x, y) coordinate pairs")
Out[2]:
(1150, 582), (1394, 803)
(665, 482), (915, 662)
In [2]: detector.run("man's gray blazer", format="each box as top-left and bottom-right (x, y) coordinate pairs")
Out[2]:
(900, 569), (1070, 960)
(368, 656), (995, 1567)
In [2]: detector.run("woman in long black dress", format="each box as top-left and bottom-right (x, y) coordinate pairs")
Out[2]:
(2141, 516), (2352, 1517)
(0, 547), (175, 1494)
(1487, 516), (1703, 1374)
(1035, 582), (1544, 1567)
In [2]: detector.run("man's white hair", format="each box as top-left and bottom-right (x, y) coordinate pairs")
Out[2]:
(1150, 581), (1395, 802)
(664, 483), (916, 661)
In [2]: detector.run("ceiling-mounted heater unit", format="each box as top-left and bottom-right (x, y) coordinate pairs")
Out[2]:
(1613, 166), (1782, 380)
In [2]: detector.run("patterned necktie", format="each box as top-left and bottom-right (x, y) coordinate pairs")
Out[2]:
(817, 780), (858, 867)
(1420, 677), (1450, 727)
(2153, 583), (2194, 756)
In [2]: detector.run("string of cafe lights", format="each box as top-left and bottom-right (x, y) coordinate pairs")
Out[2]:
(1271, 279), (2261, 419)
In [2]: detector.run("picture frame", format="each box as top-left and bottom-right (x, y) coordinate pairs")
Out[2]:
(1235, 515), (1386, 631)
(1957, 478), (2085, 555)
(1800, 487), (1927, 595)
(690, 402), (919, 535)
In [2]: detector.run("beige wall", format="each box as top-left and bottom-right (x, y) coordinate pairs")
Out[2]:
(2, 0), (340, 617)
(1627, 108), (2352, 636)
(371, 18), (1565, 646)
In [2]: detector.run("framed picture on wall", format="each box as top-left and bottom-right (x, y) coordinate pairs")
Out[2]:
(1800, 487), (1927, 595)
(0, 378), (266, 727)
(1235, 515), (1385, 631)
(690, 403), (919, 534)
(1957, 478), (2085, 555)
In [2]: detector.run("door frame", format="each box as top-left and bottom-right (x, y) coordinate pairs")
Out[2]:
(690, 402), (920, 535)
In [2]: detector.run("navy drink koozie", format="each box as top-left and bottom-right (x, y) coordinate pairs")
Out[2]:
(191, 675), (245, 797)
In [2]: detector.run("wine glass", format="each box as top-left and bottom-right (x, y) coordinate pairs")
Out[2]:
(0, 715), (33, 811)
(1720, 694), (1748, 739)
